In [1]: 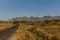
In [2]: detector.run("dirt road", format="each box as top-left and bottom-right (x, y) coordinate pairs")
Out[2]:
(0, 24), (19, 40)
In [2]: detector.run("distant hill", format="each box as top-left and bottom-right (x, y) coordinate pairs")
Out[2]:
(8, 16), (60, 21)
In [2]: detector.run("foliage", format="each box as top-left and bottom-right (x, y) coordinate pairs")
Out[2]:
(13, 20), (19, 25)
(44, 20), (49, 24)
(41, 20), (51, 27)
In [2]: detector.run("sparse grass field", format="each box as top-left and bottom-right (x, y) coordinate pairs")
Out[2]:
(10, 20), (60, 40)
(0, 20), (60, 40)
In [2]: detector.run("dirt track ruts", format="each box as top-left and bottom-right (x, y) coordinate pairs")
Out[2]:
(0, 24), (19, 40)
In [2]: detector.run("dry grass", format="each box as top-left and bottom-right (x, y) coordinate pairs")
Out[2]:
(0, 20), (60, 40)
(10, 20), (60, 40)
(0, 22), (13, 30)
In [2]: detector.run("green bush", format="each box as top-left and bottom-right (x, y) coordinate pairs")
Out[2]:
(13, 20), (19, 25)
(44, 20), (51, 24)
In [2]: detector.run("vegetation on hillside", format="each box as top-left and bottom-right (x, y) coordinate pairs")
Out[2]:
(4, 19), (60, 40)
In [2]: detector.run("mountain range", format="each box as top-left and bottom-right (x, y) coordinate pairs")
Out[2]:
(9, 16), (60, 21)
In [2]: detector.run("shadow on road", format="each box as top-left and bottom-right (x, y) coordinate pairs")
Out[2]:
(0, 24), (20, 40)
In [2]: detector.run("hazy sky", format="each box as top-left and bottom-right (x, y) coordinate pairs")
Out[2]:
(0, 0), (60, 20)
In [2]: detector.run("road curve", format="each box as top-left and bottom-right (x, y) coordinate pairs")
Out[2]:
(0, 24), (20, 40)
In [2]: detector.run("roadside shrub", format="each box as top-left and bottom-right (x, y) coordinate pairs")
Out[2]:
(13, 20), (19, 25)
(44, 20), (51, 24)
(41, 20), (51, 27)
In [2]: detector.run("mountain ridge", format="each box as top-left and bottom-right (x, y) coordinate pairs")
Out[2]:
(8, 16), (60, 21)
